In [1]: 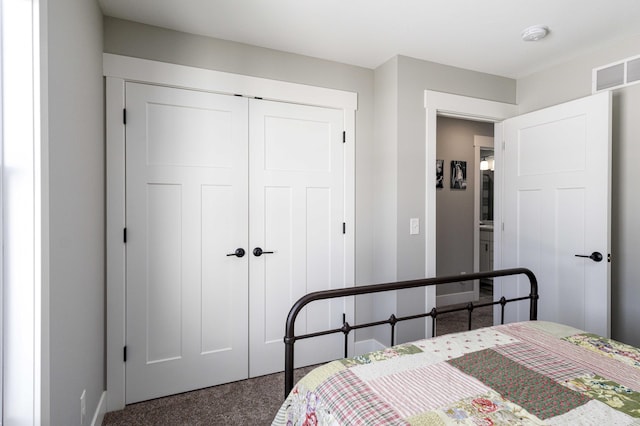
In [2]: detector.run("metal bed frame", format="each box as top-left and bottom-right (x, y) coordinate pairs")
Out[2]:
(283, 267), (539, 397)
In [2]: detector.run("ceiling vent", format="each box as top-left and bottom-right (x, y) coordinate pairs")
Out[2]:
(593, 54), (640, 93)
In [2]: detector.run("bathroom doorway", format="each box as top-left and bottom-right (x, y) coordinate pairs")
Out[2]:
(476, 143), (495, 302)
(478, 149), (495, 300)
(435, 118), (493, 308)
(434, 120), (494, 335)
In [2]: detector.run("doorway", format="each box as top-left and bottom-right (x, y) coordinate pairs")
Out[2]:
(434, 117), (493, 309)
(425, 90), (611, 338)
(424, 90), (519, 333)
(477, 145), (495, 302)
(433, 118), (495, 335)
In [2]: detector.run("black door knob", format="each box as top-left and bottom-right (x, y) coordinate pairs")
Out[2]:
(574, 251), (603, 262)
(253, 247), (274, 257)
(226, 248), (245, 258)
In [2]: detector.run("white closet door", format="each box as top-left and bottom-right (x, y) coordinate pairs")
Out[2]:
(125, 83), (249, 403)
(248, 99), (347, 377)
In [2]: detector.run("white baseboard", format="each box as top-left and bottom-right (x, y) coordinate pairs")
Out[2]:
(354, 339), (386, 356)
(91, 391), (107, 426)
(436, 291), (476, 307)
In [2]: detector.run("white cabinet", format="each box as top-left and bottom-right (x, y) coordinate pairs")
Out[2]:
(479, 228), (493, 272)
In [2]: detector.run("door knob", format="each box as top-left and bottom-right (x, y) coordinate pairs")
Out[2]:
(574, 251), (603, 262)
(226, 248), (246, 258)
(253, 247), (274, 257)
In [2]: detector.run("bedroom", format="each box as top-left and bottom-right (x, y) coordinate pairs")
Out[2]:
(3, 0), (640, 424)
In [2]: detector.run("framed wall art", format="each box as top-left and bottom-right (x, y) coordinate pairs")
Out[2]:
(450, 160), (467, 189)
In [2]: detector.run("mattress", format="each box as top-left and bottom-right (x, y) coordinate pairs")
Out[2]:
(273, 321), (640, 425)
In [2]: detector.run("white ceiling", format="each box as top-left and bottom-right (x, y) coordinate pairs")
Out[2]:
(98, 0), (640, 79)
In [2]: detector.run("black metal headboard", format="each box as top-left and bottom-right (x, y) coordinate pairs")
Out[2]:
(283, 267), (538, 397)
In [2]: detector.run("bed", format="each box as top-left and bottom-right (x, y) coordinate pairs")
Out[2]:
(274, 268), (640, 425)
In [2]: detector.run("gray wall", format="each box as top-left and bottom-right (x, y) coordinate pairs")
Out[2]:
(436, 117), (494, 296)
(371, 57), (399, 344)
(517, 33), (640, 114)
(610, 84), (640, 347)
(518, 33), (640, 347)
(48, 0), (104, 424)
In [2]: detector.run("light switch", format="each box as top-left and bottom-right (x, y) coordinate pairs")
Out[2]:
(410, 218), (420, 235)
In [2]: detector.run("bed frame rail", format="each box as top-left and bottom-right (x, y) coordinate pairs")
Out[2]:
(284, 267), (538, 397)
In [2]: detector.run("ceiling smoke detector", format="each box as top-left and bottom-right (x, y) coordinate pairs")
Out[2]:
(521, 25), (549, 42)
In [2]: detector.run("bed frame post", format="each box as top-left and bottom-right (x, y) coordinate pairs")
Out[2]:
(528, 270), (539, 321)
(284, 336), (295, 398)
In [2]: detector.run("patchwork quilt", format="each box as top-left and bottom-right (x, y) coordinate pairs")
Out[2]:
(273, 321), (640, 425)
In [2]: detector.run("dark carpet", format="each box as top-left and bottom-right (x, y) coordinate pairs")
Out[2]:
(103, 366), (317, 426)
(434, 293), (494, 336)
(103, 295), (494, 425)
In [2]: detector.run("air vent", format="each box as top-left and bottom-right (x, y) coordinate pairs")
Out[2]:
(593, 54), (640, 93)
(627, 57), (640, 83)
(596, 63), (624, 91)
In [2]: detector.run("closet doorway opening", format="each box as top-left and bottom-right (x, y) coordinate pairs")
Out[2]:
(476, 142), (495, 303)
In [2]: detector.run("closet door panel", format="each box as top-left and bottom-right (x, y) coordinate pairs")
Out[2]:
(249, 99), (346, 377)
(125, 83), (249, 403)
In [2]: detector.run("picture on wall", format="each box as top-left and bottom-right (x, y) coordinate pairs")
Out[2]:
(436, 159), (444, 188)
(450, 160), (467, 189)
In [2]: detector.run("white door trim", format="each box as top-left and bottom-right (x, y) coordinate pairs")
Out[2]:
(424, 91), (517, 328)
(105, 76), (126, 412)
(473, 136), (495, 300)
(105, 55), (357, 411)
(103, 54), (357, 110)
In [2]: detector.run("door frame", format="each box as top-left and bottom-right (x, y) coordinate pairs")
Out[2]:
(473, 136), (495, 301)
(104, 54), (357, 411)
(424, 91), (518, 328)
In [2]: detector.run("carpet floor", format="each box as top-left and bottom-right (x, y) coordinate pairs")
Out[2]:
(103, 365), (317, 426)
(103, 294), (494, 425)
(434, 293), (494, 336)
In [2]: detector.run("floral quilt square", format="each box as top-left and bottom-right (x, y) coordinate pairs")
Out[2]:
(429, 390), (543, 425)
(563, 374), (640, 418)
(340, 343), (423, 367)
(564, 333), (640, 369)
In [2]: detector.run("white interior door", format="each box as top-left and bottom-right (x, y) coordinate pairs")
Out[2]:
(500, 92), (611, 336)
(249, 99), (348, 377)
(125, 83), (249, 403)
